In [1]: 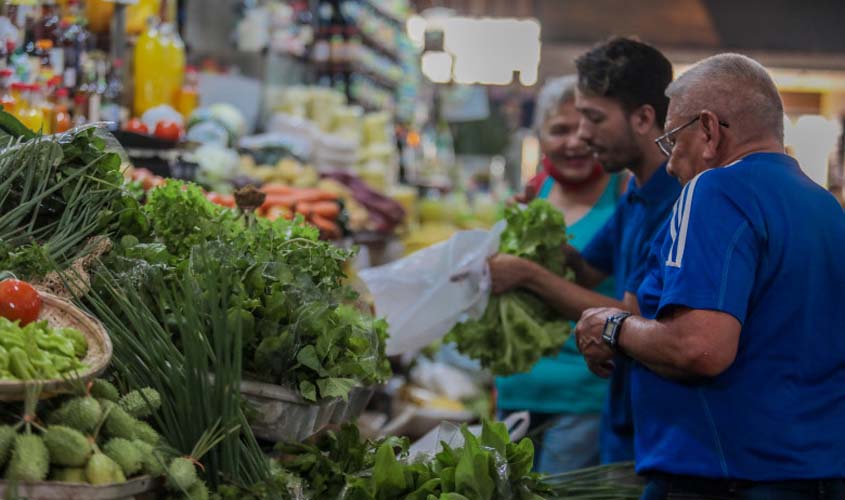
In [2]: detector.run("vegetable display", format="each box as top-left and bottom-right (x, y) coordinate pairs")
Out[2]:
(277, 420), (551, 500)
(104, 181), (390, 402)
(0, 381), (206, 493)
(446, 199), (574, 375)
(0, 317), (87, 380)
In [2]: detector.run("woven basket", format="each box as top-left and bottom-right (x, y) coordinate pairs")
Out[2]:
(0, 291), (112, 401)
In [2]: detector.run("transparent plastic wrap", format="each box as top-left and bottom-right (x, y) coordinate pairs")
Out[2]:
(359, 221), (506, 356)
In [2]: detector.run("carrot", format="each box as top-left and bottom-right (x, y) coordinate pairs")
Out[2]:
(310, 213), (342, 239)
(294, 202), (313, 216)
(261, 194), (297, 210)
(260, 183), (295, 195)
(309, 200), (341, 219)
(296, 189), (338, 202)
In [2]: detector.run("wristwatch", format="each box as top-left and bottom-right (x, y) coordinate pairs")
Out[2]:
(602, 312), (632, 351)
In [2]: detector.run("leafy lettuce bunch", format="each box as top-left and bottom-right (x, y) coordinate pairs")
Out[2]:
(446, 199), (573, 375)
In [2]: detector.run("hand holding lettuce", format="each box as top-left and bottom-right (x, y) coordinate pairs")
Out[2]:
(446, 200), (574, 375)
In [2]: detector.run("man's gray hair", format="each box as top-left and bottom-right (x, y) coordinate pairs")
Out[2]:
(666, 53), (784, 143)
(533, 75), (578, 132)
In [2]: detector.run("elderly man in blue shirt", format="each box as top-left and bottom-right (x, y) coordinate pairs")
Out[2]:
(576, 53), (845, 499)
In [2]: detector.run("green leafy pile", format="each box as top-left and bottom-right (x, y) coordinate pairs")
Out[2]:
(446, 199), (573, 375)
(103, 181), (391, 402)
(0, 110), (133, 279)
(278, 420), (551, 500)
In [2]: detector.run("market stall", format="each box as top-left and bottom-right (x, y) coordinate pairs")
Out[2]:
(6, 1), (842, 499)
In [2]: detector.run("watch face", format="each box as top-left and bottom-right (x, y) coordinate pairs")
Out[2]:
(602, 320), (615, 341)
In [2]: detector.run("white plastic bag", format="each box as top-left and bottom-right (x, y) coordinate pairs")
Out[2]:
(407, 411), (530, 461)
(359, 221), (506, 356)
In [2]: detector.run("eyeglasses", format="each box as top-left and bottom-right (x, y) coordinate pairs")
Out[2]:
(655, 114), (730, 157)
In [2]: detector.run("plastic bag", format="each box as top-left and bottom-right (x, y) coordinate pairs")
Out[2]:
(407, 411), (530, 461)
(359, 221), (505, 356)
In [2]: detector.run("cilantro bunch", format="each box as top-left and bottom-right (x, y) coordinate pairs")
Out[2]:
(446, 199), (573, 375)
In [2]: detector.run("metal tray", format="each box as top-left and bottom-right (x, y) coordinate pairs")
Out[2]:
(241, 379), (374, 443)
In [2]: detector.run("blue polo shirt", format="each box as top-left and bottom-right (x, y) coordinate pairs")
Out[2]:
(582, 164), (681, 462)
(634, 153), (845, 480)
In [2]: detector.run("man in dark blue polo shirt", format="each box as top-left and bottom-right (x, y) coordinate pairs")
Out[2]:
(576, 53), (845, 499)
(489, 37), (680, 463)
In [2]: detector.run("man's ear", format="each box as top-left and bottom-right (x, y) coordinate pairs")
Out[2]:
(700, 111), (723, 161)
(629, 105), (657, 136)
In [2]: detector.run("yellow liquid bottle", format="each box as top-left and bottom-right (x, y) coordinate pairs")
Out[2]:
(133, 19), (166, 115)
(127, 0), (161, 35)
(160, 23), (185, 108)
(18, 85), (46, 133)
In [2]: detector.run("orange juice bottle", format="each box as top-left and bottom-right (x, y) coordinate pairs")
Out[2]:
(85, 0), (114, 34)
(133, 17), (165, 115)
(52, 87), (71, 133)
(176, 66), (198, 118)
(159, 23), (185, 107)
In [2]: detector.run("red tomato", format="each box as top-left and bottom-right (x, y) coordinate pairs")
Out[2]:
(154, 121), (183, 142)
(124, 118), (149, 135)
(0, 279), (42, 325)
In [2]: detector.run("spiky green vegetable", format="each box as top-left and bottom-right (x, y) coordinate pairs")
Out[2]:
(103, 404), (138, 440)
(187, 480), (210, 500)
(6, 434), (49, 482)
(167, 457), (198, 492)
(118, 387), (161, 418)
(50, 397), (102, 433)
(133, 440), (167, 476)
(86, 452), (125, 485)
(51, 467), (87, 483)
(90, 379), (120, 402)
(0, 425), (16, 467)
(103, 438), (143, 476)
(43, 425), (92, 467)
(133, 420), (161, 445)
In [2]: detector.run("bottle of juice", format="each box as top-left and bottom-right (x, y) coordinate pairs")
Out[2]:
(9, 82), (26, 117)
(18, 84), (45, 133)
(127, 0), (161, 35)
(133, 17), (165, 115)
(176, 65), (198, 118)
(159, 22), (184, 107)
(85, 0), (114, 34)
(52, 87), (71, 133)
(34, 83), (53, 134)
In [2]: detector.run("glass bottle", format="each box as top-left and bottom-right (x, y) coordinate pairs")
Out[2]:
(52, 87), (72, 133)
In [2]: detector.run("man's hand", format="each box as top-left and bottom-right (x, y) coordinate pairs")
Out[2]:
(488, 254), (534, 294)
(575, 307), (628, 378)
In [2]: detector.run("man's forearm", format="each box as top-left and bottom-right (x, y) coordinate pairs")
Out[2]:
(617, 311), (739, 381)
(521, 261), (625, 320)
